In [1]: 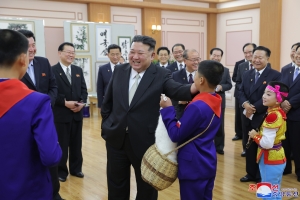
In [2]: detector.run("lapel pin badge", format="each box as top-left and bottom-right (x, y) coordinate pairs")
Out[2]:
(108, 70), (110, 72)
(251, 79), (253, 81)
(60, 73), (62, 75)
(42, 73), (46, 76)
(76, 74), (80, 77)
(175, 68), (177, 70)
(183, 77), (185, 80)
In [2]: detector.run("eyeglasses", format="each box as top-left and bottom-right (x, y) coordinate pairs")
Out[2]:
(173, 50), (183, 55)
(186, 58), (201, 62)
(62, 51), (76, 55)
(158, 54), (169, 57)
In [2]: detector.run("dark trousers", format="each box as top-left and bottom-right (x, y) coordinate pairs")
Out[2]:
(214, 107), (225, 151)
(106, 134), (158, 200)
(55, 119), (83, 178)
(282, 120), (300, 177)
(49, 166), (61, 200)
(234, 98), (243, 138)
(241, 108), (248, 150)
(242, 116), (260, 180)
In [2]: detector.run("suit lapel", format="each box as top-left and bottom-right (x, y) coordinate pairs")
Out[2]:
(57, 63), (71, 86)
(181, 69), (188, 84)
(107, 63), (113, 76)
(23, 73), (35, 88)
(121, 64), (131, 107)
(33, 58), (40, 90)
(250, 67), (269, 95)
(129, 64), (156, 109)
(290, 67), (300, 88)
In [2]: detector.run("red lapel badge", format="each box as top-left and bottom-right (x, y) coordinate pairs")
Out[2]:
(76, 74), (80, 77)
(42, 73), (46, 77)
(263, 81), (266, 84)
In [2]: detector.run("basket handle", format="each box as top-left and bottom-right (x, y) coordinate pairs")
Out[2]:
(165, 114), (215, 157)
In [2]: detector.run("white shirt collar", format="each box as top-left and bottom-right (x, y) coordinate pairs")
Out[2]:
(159, 63), (168, 67)
(292, 62), (295, 67)
(176, 61), (184, 67)
(110, 61), (119, 72)
(255, 65), (267, 75)
(60, 62), (71, 74)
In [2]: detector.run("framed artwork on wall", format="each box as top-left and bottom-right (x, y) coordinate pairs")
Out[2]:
(95, 25), (111, 61)
(118, 36), (131, 63)
(95, 61), (108, 83)
(0, 19), (35, 33)
(70, 23), (89, 52)
(73, 55), (92, 92)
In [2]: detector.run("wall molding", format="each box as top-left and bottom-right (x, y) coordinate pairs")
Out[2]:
(112, 14), (137, 23)
(166, 18), (200, 26)
(226, 17), (252, 26)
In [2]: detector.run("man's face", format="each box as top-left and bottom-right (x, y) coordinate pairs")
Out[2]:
(157, 50), (169, 65)
(28, 37), (36, 62)
(210, 50), (222, 62)
(108, 48), (121, 65)
(243, 45), (254, 62)
(294, 48), (300, 66)
(172, 46), (184, 62)
(58, 45), (75, 66)
(184, 51), (200, 72)
(252, 50), (269, 71)
(129, 42), (154, 73)
(290, 45), (298, 62)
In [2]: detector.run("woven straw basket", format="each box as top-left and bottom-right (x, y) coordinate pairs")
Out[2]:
(141, 144), (178, 191)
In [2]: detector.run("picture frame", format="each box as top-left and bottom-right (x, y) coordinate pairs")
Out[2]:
(73, 55), (92, 92)
(118, 36), (131, 63)
(0, 19), (35, 33)
(95, 61), (108, 86)
(95, 25), (111, 61)
(70, 23), (89, 52)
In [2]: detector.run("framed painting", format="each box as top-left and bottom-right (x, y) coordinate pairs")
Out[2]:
(94, 61), (108, 84)
(72, 55), (92, 92)
(71, 23), (89, 52)
(118, 36), (131, 63)
(95, 25), (111, 61)
(0, 19), (35, 33)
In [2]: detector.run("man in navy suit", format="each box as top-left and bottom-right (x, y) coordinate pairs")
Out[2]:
(97, 44), (121, 110)
(239, 46), (281, 182)
(281, 42), (300, 70)
(281, 44), (300, 182)
(18, 30), (62, 200)
(210, 48), (232, 154)
(166, 43), (185, 73)
(172, 49), (201, 119)
(155, 46), (170, 68)
(235, 43), (257, 157)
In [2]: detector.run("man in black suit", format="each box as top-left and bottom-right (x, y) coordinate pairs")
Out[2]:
(155, 46), (170, 68)
(101, 35), (197, 200)
(18, 30), (62, 200)
(239, 46), (281, 183)
(282, 42), (300, 70)
(210, 48), (232, 155)
(166, 43), (185, 73)
(52, 42), (88, 183)
(97, 44), (121, 110)
(235, 43), (257, 157)
(281, 44), (300, 182)
(172, 49), (201, 119)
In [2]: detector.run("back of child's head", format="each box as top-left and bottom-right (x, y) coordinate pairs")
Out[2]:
(197, 60), (224, 88)
(267, 81), (289, 102)
(0, 29), (28, 69)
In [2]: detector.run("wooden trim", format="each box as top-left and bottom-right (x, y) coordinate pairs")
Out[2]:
(217, 3), (260, 13)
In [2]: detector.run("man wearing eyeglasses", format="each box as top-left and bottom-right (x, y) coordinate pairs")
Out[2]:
(172, 49), (200, 119)
(166, 43), (185, 73)
(210, 48), (232, 155)
(52, 42), (88, 184)
(97, 44), (121, 111)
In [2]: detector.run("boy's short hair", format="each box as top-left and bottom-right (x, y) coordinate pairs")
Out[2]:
(268, 81), (289, 102)
(0, 29), (28, 68)
(18, 29), (36, 41)
(198, 60), (224, 88)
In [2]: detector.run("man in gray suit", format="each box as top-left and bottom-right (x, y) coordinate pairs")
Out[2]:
(236, 43), (256, 157)
(210, 48), (232, 155)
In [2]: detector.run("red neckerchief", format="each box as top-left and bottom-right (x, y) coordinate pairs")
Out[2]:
(188, 92), (222, 118)
(0, 79), (34, 117)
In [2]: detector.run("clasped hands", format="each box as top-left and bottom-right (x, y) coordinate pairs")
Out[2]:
(65, 100), (85, 113)
(281, 100), (291, 113)
(244, 102), (256, 118)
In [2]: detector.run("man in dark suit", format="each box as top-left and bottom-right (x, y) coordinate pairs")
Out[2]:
(52, 42), (88, 183)
(281, 44), (300, 182)
(97, 44), (121, 110)
(101, 35), (197, 200)
(281, 42), (300, 70)
(210, 48), (232, 154)
(235, 43), (257, 157)
(172, 49), (201, 119)
(166, 43), (185, 73)
(239, 46), (281, 183)
(18, 30), (62, 200)
(155, 46), (170, 68)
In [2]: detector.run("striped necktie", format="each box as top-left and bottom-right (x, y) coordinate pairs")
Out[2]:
(129, 74), (140, 105)
(66, 67), (71, 84)
(293, 67), (299, 81)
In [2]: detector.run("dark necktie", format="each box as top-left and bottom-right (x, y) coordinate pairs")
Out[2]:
(188, 74), (194, 83)
(179, 64), (183, 70)
(250, 64), (253, 70)
(255, 71), (260, 84)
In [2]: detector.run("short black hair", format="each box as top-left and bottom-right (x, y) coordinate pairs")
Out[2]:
(0, 29), (28, 68)
(296, 45), (300, 52)
(131, 35), (156, 51)
(58, 42), (75, 51)
(108, 44), (121, 53)
(172, 43), (185, 52)
(291, 42), (300, 49)
(157, 46), (170, 55)
(197, 60), (224, 88)
(253, 46), (271, 57)
(210, 48), (223, 57)
(18, 29), (35, 42)
(242, 43), (257, 51)
(268, 81), (289, 102)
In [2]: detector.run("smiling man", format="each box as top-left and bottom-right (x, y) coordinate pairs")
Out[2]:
(101, 35), (198, 200)
(166, 43), (185, 73)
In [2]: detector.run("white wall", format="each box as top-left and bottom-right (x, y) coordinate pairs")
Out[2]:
(217, 0), (260, 9)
